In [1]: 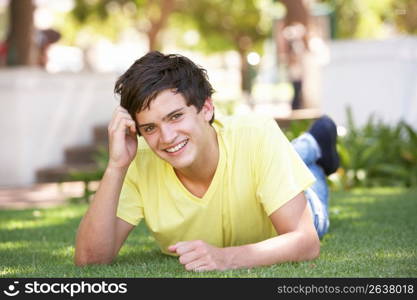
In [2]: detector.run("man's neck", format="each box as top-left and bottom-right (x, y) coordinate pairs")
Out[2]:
(174, 126), (219, 193)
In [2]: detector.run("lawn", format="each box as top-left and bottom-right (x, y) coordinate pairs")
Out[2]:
(0, 187), (416, 278)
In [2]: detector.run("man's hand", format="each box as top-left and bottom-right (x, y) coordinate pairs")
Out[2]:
(107, 106), (138, 169)
(168, 240), (229, 272)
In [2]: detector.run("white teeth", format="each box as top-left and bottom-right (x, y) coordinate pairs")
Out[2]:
(165, 139), (188, 153)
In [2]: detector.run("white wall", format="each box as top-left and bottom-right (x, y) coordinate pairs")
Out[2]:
(0, 69), (119, 187)
(321, 36), (417, 129)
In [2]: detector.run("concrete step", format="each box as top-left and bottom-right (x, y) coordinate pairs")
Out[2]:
(35, 123), (109, 184)
(64, 144), (108, 165)
(93, 125), (109, 145)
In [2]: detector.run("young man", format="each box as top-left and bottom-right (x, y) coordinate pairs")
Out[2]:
(74, 51), (339, 271)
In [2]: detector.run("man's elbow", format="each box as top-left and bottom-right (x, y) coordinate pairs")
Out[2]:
(74, 249), (114, 267)
(305, 231), (320, 260)
(294, 230), (320, 262)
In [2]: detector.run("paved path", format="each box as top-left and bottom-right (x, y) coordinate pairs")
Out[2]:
(0, 182), (93, 209)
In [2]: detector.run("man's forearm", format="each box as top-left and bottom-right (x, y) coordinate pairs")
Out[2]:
(74, 166), (128, 265)
(223, 231), (320, 269)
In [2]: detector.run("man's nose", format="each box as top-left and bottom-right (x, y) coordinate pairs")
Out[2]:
(160, 124), (176, 144)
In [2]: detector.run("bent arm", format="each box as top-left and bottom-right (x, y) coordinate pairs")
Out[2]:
(75, 106), (138, 266)
(170, 192), (320, 271)
(74, 167), (135, 266)
(224, 192), (320, 269)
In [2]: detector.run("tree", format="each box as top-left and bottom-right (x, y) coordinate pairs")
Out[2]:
(5, 0), (35, 66)
(279, 0), (310, 30)
(181, 0), (270, 92)
(70, 0), (271, 93)
(276, 0), (312, 109)
(318, 0), (417, 39)
(71, 0), (179, 51)
(393, 0), (417, 35)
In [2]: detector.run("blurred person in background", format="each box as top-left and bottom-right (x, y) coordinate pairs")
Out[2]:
(35, 28), (61, 68)
(281, 22), (308, 110)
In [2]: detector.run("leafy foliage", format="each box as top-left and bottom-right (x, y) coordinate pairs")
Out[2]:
(336, 107), (417, 189)
(281, 108), (417, 190)
(177, 0), (270, 54)
(173, 0), (272, 91)
(392, 0), (417, 35)
(319, 0), (417, 39)
(281, 119), (312, 141)
(70, 0), (179, 50)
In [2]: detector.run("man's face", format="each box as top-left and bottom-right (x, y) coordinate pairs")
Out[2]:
(136, 89), (214, 170)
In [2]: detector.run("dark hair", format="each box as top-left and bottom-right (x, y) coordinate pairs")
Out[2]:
(114, 51), (215, 133)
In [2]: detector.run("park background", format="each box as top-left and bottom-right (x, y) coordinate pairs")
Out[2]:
(0, 0), (416, 277)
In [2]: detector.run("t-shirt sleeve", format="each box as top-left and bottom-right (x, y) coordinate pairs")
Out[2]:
(116, 160), (144, 226)
(255, 118), (316, 216)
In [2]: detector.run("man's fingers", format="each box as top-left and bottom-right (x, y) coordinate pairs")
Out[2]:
(126, 121), (137, 136)
(110, 117), (136, 137)
(174, 241), (198, 256)
(109, 106), (134, 132)
(185, 260), (208, 272)
(168, 242), (187, 254)
(169, 240), (219, 271)
(112, 105), (129, 119)
(168, 241), (198, 255)
(178, 249), (201, 265)
(167, 245), (177, 253)
(192, 265), (209, 272)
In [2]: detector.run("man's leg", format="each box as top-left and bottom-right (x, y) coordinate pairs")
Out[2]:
(291, 116), (339, 238)
(292, 133), (330, 238)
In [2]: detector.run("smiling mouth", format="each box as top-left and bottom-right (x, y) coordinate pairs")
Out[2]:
(164, 139), (189, 153)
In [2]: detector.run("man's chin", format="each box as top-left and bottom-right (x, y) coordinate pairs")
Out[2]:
(168, 155), (195, 171)
(167, 160), (191, 170)
(158, 152), (190, 168)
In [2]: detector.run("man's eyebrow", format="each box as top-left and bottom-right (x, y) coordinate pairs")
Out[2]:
(137, 108), (185, 128)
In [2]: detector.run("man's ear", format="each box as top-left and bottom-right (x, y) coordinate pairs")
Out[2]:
(201, 98), (214, 122)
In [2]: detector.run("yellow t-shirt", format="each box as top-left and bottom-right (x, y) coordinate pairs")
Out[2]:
(117, 114), (315, 255)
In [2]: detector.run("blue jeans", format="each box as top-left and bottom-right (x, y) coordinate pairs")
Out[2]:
(292, 133), (330, 238)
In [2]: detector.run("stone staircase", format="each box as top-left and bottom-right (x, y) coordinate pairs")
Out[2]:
(36, 125), (108, 183)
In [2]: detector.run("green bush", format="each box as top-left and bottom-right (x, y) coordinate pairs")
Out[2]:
(336, 107), (417, 189)
(282, 119), (313, 141)
(281, 108), (417, 190)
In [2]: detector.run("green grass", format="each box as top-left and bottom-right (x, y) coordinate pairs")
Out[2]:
(1, 188), (416, 277)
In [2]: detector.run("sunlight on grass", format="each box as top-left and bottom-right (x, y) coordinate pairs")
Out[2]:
(374, 249), (417, 260)
(329, 204), (363, 221)
(349, 187), (406, 196)
(0, 267), (19, 277)
(0, 241), (31, 251)
(51, 245), (74, 259)
(1, 207), (84, 230)
(0, 189), (416, 277)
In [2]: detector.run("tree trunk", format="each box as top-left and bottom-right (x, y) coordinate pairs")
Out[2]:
(280, 0), (310, 29)
(279, 0), (313, 109)
(238, 50), (251, 93)
(146, 0), (176, 51)
(6, 0), (36, 66)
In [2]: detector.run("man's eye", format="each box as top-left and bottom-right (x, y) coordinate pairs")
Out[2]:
(171, 113), (183, 120)
(144, 126), (155, 133)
